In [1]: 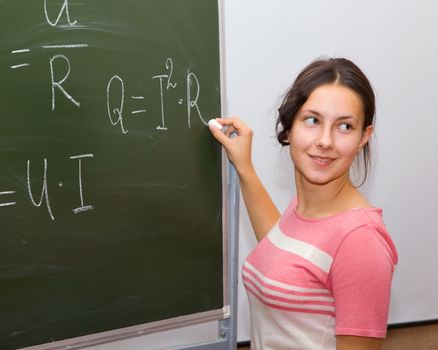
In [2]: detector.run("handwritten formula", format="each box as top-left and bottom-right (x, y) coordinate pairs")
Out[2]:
(3, 0), (214, 221)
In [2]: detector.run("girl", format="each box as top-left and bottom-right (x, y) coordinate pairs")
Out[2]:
(209, 58), (398, 350)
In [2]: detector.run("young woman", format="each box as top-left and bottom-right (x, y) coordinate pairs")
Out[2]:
(209, 58), (398, 350)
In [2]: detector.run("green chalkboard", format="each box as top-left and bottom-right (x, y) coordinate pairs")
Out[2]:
(0, 0), (222, 348)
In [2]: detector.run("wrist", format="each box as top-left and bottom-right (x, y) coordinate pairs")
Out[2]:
(235, 162), (256, 180)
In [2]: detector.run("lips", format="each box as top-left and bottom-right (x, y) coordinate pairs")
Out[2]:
(309, 155), (335, 167)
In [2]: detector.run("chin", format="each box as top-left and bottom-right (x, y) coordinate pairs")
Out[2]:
(299, 170), (349, 187)
(305, 177), (335, 187)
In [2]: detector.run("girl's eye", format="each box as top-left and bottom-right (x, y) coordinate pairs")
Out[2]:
(304, 117), (318, 126)
(339, 123), (352, 132)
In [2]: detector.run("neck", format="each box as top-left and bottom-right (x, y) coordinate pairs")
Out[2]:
(295, 171), (362, 218)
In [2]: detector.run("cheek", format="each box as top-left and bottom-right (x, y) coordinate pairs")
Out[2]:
(289, 145), (299, 164)
(338, 138), (363, 159)
(288, 131), (310, 164)
(288, 126), (311, 148)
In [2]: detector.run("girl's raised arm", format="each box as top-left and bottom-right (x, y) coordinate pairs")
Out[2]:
(209, 117), (280, 241)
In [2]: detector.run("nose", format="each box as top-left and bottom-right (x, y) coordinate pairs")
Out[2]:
(316, 127), (334, 150)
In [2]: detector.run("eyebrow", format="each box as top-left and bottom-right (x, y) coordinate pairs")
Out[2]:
(301, 109), (357, 121)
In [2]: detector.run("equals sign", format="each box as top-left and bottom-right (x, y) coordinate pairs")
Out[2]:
(131, 96), (147, 115)
(10, 49), (31, 69)
(0, 190), (17, 207)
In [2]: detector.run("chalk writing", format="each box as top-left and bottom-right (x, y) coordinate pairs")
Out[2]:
(43, 0), (88, 110)
(11, 49), (30, 54)
(4, 155), (96, 219)
(11, 63), (30, 70)
(0, 191), (16, 207)
(50, 54), (80, 110)
(150, 57), (209, 130)
(27, 158), (55, 221)
(70, 154), (94, 214)
(42, 44), (89, 49)
(165, 57), (177, 90)
(2, 3), (216, 223)
(131, 110), (147, 115)
(107, 75), (128, 134)
(187, 70), (207, 127)
(131, 96), (147, 115)
(11, 49), (31, 70)
(44, 0), (77, 27)
(152, 74), (169, 130)
(152, 57), (179, 130)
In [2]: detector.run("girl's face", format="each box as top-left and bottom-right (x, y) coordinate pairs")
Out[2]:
(288, 84), (373, 187)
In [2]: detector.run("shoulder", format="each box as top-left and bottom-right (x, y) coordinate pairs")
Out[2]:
(279, 199), (397, 258)
(336, 208), (398, 267)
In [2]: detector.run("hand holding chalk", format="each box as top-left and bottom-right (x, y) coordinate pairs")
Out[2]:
(207, 117), (254, 176)
(208, 119), (224, 131)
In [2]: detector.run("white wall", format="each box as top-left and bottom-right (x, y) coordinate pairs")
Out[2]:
(222, 0), (438, 342)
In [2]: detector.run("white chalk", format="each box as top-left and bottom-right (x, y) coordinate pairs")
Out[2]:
(208, 119), (223, 131)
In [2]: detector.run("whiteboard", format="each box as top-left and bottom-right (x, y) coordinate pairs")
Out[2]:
(222, 0), (438, 342)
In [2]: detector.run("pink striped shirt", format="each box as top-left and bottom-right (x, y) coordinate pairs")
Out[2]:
(243, 198), (398, 350)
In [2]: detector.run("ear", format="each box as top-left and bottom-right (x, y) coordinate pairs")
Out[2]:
(358, 125), (373, 152)
(285, 129), (292, 145)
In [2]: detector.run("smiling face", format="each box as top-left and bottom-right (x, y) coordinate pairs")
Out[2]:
(288, 83), (373, 187)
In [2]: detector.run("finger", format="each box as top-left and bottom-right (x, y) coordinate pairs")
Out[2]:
(225, 126), (236, 137)
(216, 117), (250, 136)
(208, 122), (232, 146)
(215, 117), (243, 129)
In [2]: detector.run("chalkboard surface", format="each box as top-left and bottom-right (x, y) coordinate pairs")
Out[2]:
(0, 0), (222, 348)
